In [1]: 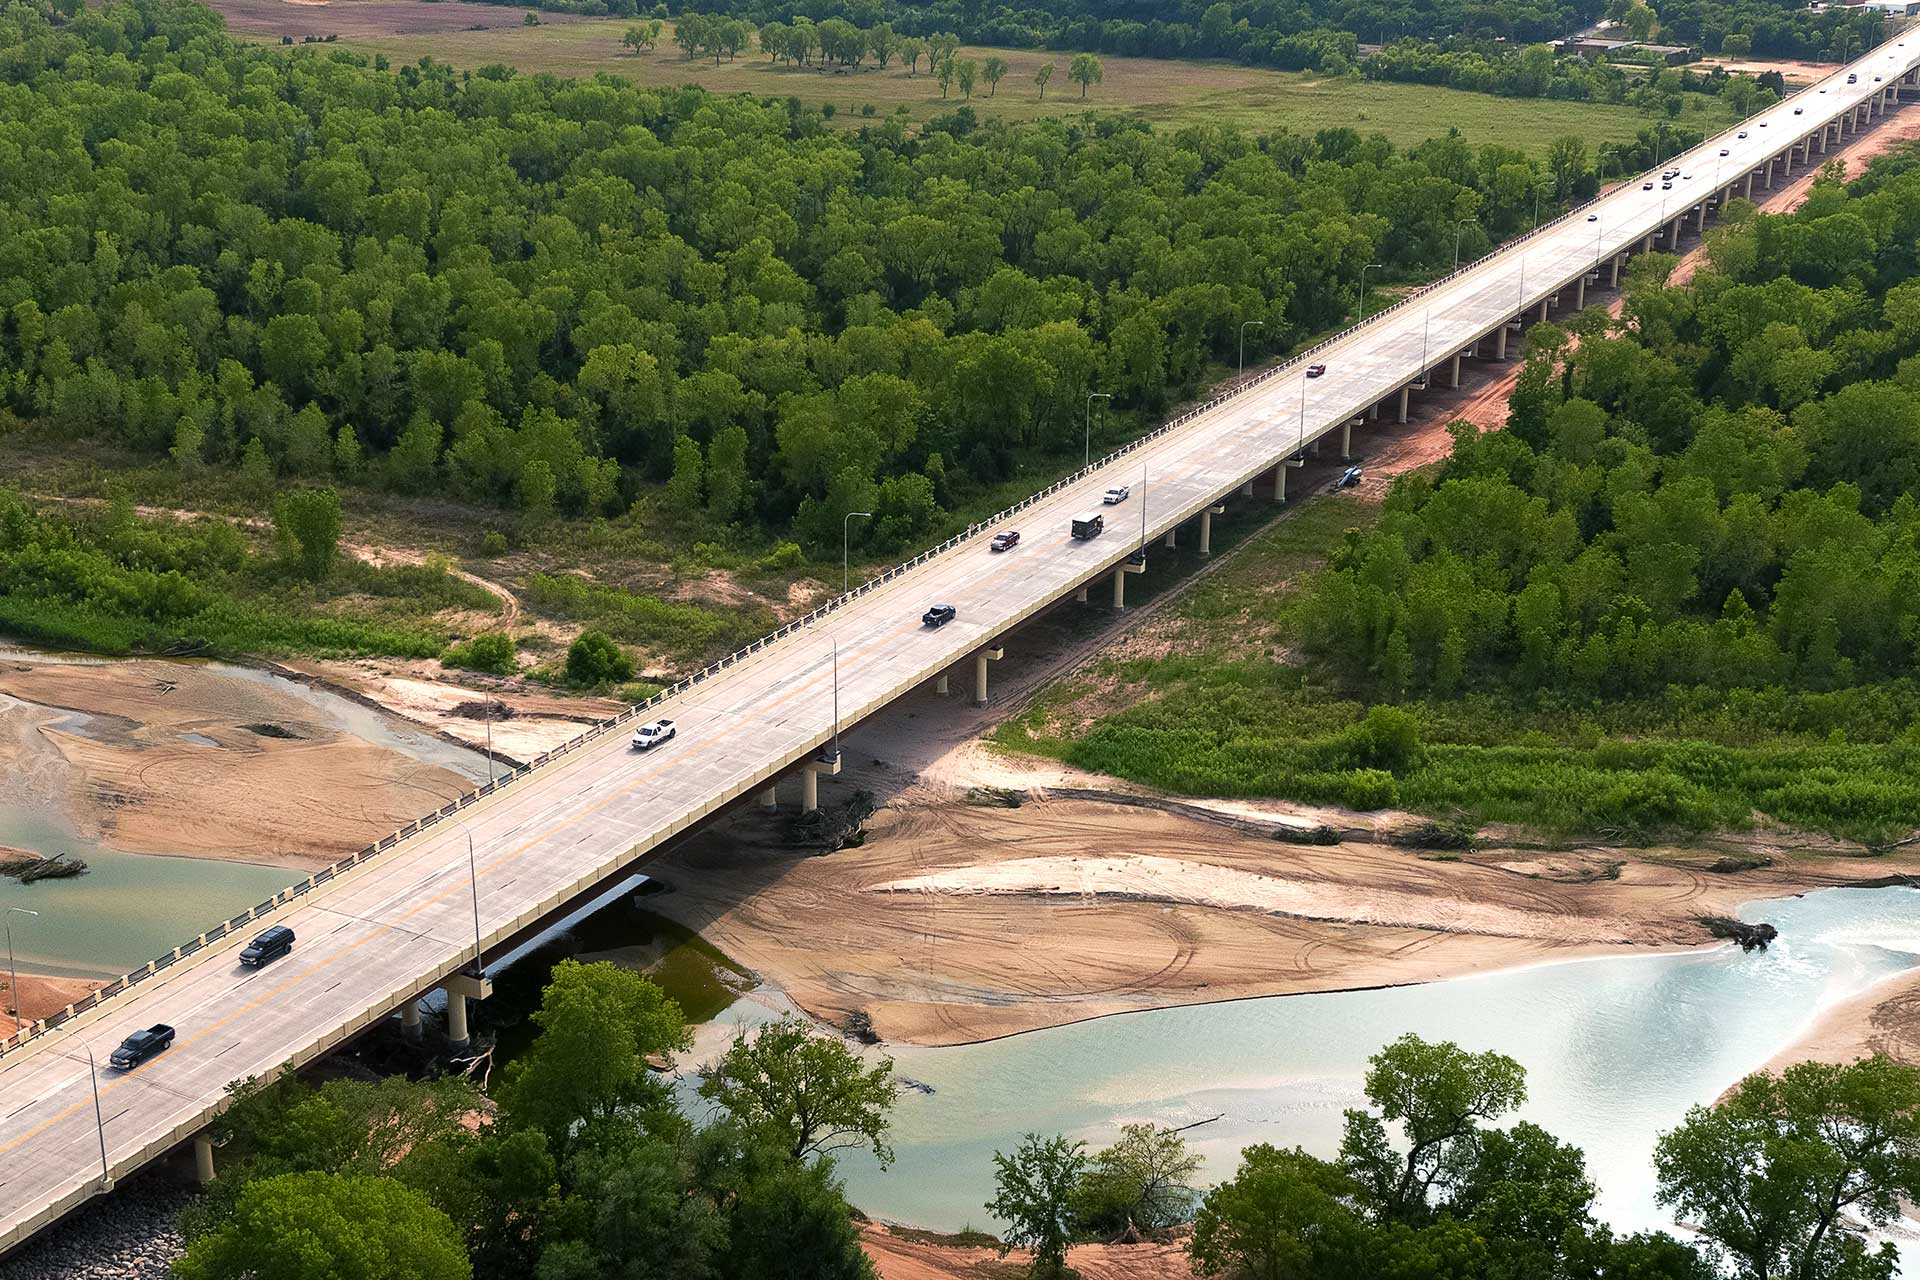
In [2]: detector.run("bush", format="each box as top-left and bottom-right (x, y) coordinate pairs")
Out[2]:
(566, 630), (634, 686)
(1342, 768), (1399, 810)
(1344, 705), (1423, 771)
(479, 530), (509, 557)
(442, 632), (517, 675)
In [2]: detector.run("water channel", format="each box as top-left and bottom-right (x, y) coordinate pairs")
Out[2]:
(0, 648), (490, 979)
(677, 886), (1920, 1259)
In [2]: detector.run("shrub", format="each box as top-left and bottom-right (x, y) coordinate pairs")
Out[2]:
(1342, 768), (1399, 810)
(479, 530), (509, 556)
(566, 630), (634, 686)
(442, 632), (517, 675)
(1345, 705), (1423, 771)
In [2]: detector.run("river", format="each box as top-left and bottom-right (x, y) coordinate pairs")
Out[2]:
(678, 886), (1920, 1259)
(0, 648), (490, 979)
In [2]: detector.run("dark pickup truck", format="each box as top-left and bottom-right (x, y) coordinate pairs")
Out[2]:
(109, 1024), (175, 1071)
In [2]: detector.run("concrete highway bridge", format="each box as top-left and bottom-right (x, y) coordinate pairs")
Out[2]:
(3, 33), (1919, 1257)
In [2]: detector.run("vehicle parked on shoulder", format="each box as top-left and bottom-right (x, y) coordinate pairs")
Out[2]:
(1102, 485), (1130, 505)
(630, 719), (676, 750)
(922, 604), (957, 627)
(1070, 513), (1105, 540)
(109, 1025), (175, 1071)
(239, 926), (295, 969)
(989, 531), (1020, 552)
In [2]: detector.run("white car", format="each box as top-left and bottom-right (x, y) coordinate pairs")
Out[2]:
(1102, 486), (1131, 505)
(631, 719), (677, 750)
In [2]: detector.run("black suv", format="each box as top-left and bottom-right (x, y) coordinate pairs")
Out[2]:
(239, 925), (295, 969)
(923, 604), (957, 627)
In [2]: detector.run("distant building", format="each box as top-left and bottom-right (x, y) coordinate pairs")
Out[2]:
(1557, 36), (1697, 63)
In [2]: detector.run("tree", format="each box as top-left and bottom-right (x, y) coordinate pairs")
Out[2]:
(1546, 135), (1589, 201)
(1654, 1055), (1920, 1280)
(1339, 1033), (1528, 1221)
(935, 56), (955, 98)
(273, 487), (343, 581)
(705, 424), (749, 523)
(866, 23), (896, 68)
(723, 1147), (877, 1280)
(1034, 62), (1055, 100)
(988, 1134), (1087, 1279)
(698, 1014), (900, 1166)
(1073, 1123), (1201, 1238)
(1188, 1145), (1367, 1280)
(983, 55), (1007, 96)
(900, 36), (926, 74)
(501, 960), (686, 1143)
(622, 25), (646, 54)
(956, 59), (977, 98)
(175, 1172), (470, 1280)
(1068, 53), (1103, 99)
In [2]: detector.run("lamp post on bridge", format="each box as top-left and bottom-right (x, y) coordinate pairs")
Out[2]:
(6, 906), (37, 1023)
(1084, 392), (1111, 468)
(1238, 320), (1264, 378)
(53, 1027), (110, 1192)
(842, 511), (872, 596)
(465, 833), (483, 975)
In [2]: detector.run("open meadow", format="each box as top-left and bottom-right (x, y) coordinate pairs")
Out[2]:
(218, 0), (1734, 151)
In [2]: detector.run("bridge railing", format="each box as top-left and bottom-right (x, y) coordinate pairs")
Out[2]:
(0, 76), (1871, 1062)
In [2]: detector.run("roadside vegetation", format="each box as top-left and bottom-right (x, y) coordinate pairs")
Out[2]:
(1002, 145), (1920, 845)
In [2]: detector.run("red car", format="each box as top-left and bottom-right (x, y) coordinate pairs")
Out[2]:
(990, 531), (1020, 552)
(1305, 363), (1327, 378)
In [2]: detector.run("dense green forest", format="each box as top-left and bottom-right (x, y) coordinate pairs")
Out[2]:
(1003, 146), (1920, 843)
(0, 0), (1646, 565)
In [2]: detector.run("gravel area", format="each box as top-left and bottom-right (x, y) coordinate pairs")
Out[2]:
(0, 1171), (196, 1280)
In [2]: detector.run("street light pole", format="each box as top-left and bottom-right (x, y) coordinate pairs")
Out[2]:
(465, 833), (483, 973)
(1084, 392), (1111, 468)
(1356, 263), (1383, 320)
(842, 511), (872, 595)
(55, 1029), (109, 1189)
(1238, 320), (1265, 378)
(830, 636), (841, 764)
(6, 907), (38, 1022)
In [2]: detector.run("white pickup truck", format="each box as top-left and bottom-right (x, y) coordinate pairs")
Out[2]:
(630, 718), (677, 751)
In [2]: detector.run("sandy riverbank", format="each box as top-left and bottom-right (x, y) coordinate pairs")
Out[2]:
(860, 1224), (1193, 1280)
(2, 972), (108, 1031)
(0, 657), (476, 867)
(646, 785), (1915, 1047)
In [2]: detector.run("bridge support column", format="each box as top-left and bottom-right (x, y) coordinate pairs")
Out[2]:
(1695, 201), (1707, 232)
(441, 971), (492, 1053)
(1199, 505), (1224, 555)
(1765, 157), (1775, 186)
(1239, 480), (1254, 497)
(1782, 151), (1793, 179)
(1537, 296), (1550, 323)
(1369, 399), (1380, 419)
(1341, 420), (1353, 458)
(1609, 253), (1622, 288)
(1111, 560), (1146, 609)
(1641, 232), (1653, 254)
(1270, 463), (1287, 502)
(1818, 126), (1828, 154)
(1162, 527), (1176, 549)
(1744, 171), (1754, 198)
(801, 752), (841, 808)
(1074, 585), (1088, 603)
(401, 999), (422, 1041)
(760, 784), (778, 810)
(934, 673), (949, 696)
(1575, 275), (1587, 309)
(1494, 323), (1508, 360)
(972, 647), (1004, 705)
(1397, 384), (1410, 424)
(194, 1134), (216, 1185)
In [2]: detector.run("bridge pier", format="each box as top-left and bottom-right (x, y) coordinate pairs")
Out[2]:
(1494, 323), (1508, 360)
(401, 999), (422, 1041)
(193, 1134), (216, 1185)
(800, 753), (840, 810)
(1341, 420), (1353, 459)
(934, 672), (949, 695)
(1199, 504), (1224, 555)
(1448, 351), (1462, 388)
(1163, 527), (1177, 549)
(1609, 253), (1622, 288)
(1111, 560), (1145, 609)
(442, 970), (492, 1053)
(1536, 296), (1550, 323)
(1765, 157), (1775, 187)
(1073, 585), (1088, 603)
(1239, 480), (1254, 497)
(972, 647), (1004, 705)
(1694, 201), (1707, 232)
(1744, 171), (1754, 199)
(760, 784), (778, 810)
(1270, 463), (1287, 503)
(1396, 384), (1409, 423)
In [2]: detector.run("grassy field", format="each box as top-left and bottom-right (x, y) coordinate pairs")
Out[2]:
(299, 17), (1733, 153)
(993, 490), (1920, 845)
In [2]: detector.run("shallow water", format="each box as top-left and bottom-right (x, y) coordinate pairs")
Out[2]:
(690, 886), (1920, 1257)
(0, 649), (489, 978)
